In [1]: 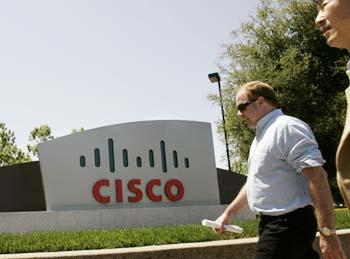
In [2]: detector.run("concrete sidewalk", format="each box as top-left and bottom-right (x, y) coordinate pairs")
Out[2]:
(0, 229), (349, 259)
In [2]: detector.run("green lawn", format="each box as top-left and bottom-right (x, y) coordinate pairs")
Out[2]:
(0, 209), (348, 254)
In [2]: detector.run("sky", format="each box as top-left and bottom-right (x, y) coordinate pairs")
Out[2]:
(0, 0), (259, 169)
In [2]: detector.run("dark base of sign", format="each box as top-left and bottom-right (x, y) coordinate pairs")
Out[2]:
(0, 161), (46, 212)
(216, 168), (247, 205)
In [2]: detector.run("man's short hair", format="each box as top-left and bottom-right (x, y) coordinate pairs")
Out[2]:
(237, 81), (279, 107)
(313, 0), (322, 7)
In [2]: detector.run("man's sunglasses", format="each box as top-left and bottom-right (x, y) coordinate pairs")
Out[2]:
(237, 98), (258, 112)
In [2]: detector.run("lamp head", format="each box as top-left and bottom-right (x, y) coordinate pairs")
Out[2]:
(208, 72), (220, 83)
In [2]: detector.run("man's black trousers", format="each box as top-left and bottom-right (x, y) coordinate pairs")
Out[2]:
(254, 205), (319, 259)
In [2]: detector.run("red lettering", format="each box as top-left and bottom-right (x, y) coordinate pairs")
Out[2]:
(128, 179), (143, 202)
(115, 179), (123, 203)
(92, 179), (111, 204)
(92, 178), (185, 204)
(165, 179), (185, 202)
(146, 179), (162, 202)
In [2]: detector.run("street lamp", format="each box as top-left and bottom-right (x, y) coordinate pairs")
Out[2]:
(208, 72), (232, 172)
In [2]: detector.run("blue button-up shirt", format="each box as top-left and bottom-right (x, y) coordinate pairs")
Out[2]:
(247, 109), (325, 216)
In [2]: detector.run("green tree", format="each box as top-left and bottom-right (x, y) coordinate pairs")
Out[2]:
(0, 122), (31, 166)
(27, 125), (54, 158)
(210, 0), (349, 202)
(71, 128), (84, 134)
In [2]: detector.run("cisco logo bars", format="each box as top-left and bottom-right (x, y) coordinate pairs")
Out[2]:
(79, 139), (190, 173)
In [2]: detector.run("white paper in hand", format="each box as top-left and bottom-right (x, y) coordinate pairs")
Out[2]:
(201, 219), (243, 233)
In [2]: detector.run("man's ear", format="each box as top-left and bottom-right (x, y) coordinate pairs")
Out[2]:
(257, 96), (265, 105)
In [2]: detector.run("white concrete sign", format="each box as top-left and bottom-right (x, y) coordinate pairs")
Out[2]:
(38, 120), (220, 211)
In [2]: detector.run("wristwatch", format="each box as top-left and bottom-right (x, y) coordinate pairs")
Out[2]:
(319, 227), (336, 236)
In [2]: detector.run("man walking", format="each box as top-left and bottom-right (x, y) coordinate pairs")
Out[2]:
(215, 81), (345, 258)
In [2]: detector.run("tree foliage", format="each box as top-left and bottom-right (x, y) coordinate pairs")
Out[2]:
(0, 122), (86, 164)
(27, 125), (54, 158)
(210, 0), (349, 202)
(0, 123), (31, 166)
(0, 122), (87, 165)
(71, 128), (85, 134)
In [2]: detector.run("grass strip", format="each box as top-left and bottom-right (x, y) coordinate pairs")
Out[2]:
(0, 209), (348, 254)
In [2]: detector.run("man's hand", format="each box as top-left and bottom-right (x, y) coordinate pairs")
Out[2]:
(213, 183), (248, 234)
(213, 212), (231, 233)
(319, 234), (346, 259)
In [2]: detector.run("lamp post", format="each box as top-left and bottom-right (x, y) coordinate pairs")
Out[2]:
(208, 72), (232, 172)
